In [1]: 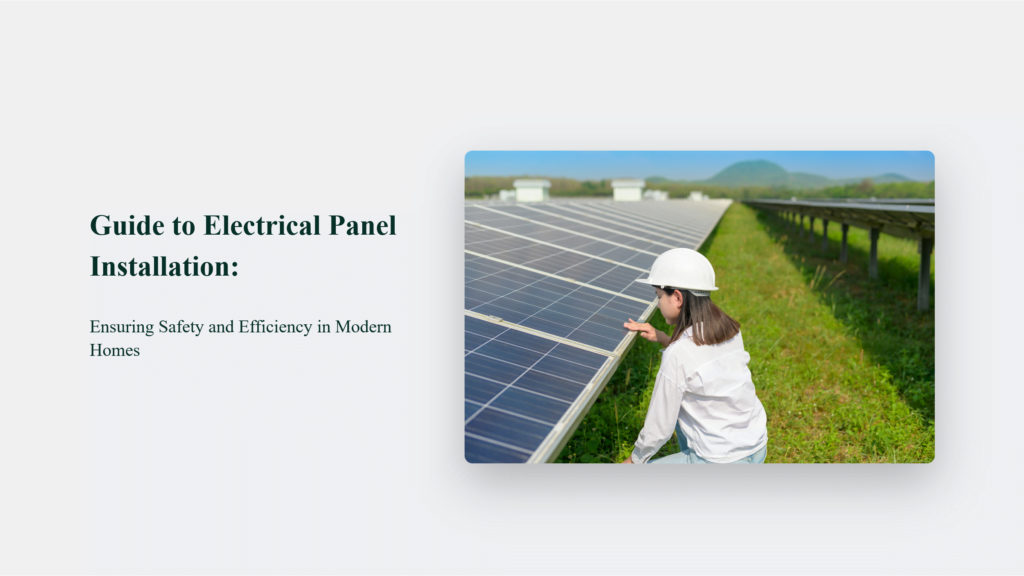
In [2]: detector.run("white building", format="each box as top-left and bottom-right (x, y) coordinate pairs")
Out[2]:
(498, 189), (516, 202)
(643, 189), (669, 201)
(512, 179), (550, 202)
(689, 191), (707, 201)
(612, 179), (645, 201)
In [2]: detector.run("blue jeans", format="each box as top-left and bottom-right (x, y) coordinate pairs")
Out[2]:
(650, 423), (767, 464)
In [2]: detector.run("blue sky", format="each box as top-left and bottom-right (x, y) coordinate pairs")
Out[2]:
(465, 151), (935, 182)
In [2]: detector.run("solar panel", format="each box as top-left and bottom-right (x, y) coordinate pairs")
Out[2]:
(466, 206), (670, 255)
(465, 198), (733, 463)
(741, 199), (934, 240)
(519, 203), (706, 246)
(465, 315), (611, 463)
(742, 198), (935, 311)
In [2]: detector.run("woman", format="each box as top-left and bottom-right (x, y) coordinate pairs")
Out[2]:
(622, 248), (768, 464)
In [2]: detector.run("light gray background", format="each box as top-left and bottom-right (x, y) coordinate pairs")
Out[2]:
(1, 2), (1019, 573)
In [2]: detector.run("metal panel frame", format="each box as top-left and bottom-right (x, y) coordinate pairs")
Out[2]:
(742, 198), (935, 312)
(742, 198), (933, 239)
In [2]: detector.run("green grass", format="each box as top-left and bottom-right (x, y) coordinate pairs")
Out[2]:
(556, 203), (934, 463)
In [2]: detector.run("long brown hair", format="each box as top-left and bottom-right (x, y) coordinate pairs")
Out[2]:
(661, 287), (741, 346)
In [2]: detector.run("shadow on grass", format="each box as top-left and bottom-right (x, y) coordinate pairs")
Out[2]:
(754, 209), (935, 423)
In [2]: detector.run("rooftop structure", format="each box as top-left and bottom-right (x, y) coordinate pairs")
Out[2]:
(611, 179), (645, 202)
(512, 179), (551, 202)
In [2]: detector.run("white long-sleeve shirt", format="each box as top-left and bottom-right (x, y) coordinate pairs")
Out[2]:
(631, 328), (768, 464)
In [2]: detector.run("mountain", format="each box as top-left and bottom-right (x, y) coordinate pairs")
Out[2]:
(653, 160), (915, 190)
(787, 172), (835, 189)
(704, 160), (790, 187)
(871, 173), (911, 184)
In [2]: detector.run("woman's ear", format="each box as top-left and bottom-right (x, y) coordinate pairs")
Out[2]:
(671, 289), (685, 310)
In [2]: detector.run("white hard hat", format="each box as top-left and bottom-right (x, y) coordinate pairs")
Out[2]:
(635, 248), (718, 294)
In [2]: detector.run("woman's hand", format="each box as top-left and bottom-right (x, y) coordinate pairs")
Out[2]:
(621, 456), (634, 464)
(624, 319), (658, 343)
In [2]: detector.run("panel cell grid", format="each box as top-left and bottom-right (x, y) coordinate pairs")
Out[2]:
(523, 204), (704, 246)
(465, 256), (650, 352)
(464, 315), (609, 463)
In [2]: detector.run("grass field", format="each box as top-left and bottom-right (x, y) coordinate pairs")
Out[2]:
(556, 203), (935, 463)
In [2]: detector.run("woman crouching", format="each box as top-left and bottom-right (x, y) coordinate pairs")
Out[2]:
(623, 248), (768, 464)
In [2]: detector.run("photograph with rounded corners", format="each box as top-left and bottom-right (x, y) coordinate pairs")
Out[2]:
(463, 151), (935, 464)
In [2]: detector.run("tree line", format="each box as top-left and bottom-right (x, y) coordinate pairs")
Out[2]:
(465, 177), (934, 200)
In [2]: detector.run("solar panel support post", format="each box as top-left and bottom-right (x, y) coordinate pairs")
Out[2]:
(918, 237), (933, 312)
(840, 224), (849, 263)
(821, 219), (829, 251)
(809, 216), (815, 243)
(869, 227), (880, 279)
(799, 214), (805, 238)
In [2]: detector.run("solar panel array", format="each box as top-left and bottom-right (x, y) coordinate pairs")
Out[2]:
(743, 198), (935, 311)
(465, 199), (733, 463)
